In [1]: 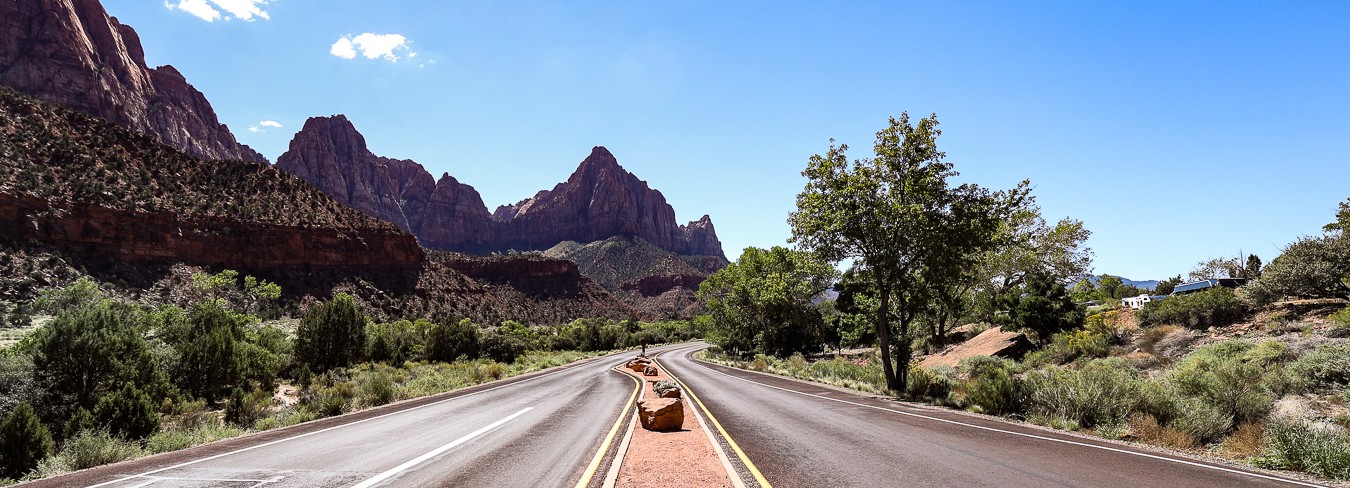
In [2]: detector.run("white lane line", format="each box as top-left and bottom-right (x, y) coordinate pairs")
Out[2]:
(350, 407), (533, 488)
(85, 354), (612, 488)
(679, 348), (1326, 488)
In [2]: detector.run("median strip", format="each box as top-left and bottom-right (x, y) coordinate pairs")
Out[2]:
(350, 407), (533, 488)
(650, 354), (770, 488)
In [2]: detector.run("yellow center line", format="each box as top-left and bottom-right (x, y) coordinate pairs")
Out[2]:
(656, 351), (773, 488)
(574, 365), (643, 488)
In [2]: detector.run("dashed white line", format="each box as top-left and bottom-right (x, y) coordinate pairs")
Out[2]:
(350, 407), (533, 488)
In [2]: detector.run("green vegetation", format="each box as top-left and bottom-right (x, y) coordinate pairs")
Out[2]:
(0, 272), (699, 481)
(789, 113), (1021, 390)
(699, 246), (838, 357)
(1137, 287), (1248, 329)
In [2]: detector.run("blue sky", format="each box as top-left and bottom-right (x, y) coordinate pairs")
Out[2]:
(107, 1), (1350, 280)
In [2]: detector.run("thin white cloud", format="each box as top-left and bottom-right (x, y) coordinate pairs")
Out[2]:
(165, 0), (269, 22)
(166, 0), (221, 22)
(330, 33), (414, 62)
(248, 120), (282, 133)
(210, 0), (270, 21)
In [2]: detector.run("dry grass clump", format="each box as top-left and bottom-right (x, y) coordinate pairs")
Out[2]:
(1217, 422), (1267, 459)
(1129, 413), (1196, 450)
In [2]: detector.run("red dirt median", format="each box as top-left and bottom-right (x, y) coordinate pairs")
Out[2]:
(614, 359), (734, 487)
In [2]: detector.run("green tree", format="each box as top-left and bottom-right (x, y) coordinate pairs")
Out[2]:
(1155, 275), (1183, 295)
(0, 402), (53, 478)
(93, 382), (160, 440)
(175, 300), (249, 401)
(973, 196), (1092, 321)
(426, 319), (481, 362)
(1323, 197), (1350, 234)
(29, 300), (167, 417)
(1240, 236), (1350, 306)
(698, 246), (839, 357)
(1002, 272), (1085, 344)
(789, 113), (1016, 390)
(295, 293), (367, 372)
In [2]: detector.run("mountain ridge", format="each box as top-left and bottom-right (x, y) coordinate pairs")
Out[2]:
(0, 0), (265, 163)
(276, 115), (728, 261)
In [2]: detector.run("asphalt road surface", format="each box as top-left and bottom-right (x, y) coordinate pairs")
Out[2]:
(29, 347), (665, 488)
(656, 342), (1329, 488)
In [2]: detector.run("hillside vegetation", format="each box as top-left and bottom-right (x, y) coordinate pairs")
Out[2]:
(0, 86), (392, 231)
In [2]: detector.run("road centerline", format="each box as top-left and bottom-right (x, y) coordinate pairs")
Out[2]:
(349, 407), (534, 488)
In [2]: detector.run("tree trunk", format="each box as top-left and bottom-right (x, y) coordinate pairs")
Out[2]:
(875, 281), (899, 392)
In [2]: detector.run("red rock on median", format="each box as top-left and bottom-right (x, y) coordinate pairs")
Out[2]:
(637, 398), (684, 431)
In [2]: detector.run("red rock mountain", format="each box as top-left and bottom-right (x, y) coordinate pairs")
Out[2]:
(0, 0), (265, 163)
(277, 115), (727, 261)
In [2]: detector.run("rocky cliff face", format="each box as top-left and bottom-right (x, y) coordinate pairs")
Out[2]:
(275, 116), (412, 230)
(276, 119), (727, 261)
(0, 0), (264, 162)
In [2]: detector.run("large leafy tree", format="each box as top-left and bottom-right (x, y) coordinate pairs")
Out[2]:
(698, 246), (839, 357)
(972, 196), (1092, 321)
(789, 113), (1015, 390)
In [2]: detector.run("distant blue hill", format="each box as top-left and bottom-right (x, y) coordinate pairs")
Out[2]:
(1075, 274), (1159, 291)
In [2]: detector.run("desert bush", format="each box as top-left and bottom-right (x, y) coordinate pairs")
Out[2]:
(1128, 413), (1195, 450)
(956, 356), (1019, 414)
(302, 382), (354, 418)
(906, 365), (956, 401)
(223, 388), (272, 428)
(253, 407), (318, 431)
(1022, 358), (1143, 428)
(1290, 343), (1350, 392)
(0, 403), (53, 478)
(1218, 422), (1267, 459)
(38, 428), (143, 473)
(145, 422), (242, 454)
(93, 383), (160, 441)
(356, 367), (399, 407)
(1170, 397), (1234, 444)
(1137, 288), (1247, 330)
(1165, 341), (1277, 427)
(1263, 420), (1350, 480)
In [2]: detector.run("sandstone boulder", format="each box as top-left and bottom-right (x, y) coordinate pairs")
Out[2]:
(627, 358), (651, 372)
(637, 398), (683, 431)
(919, 326), (1033, 369)
(643, 365), (659, 376)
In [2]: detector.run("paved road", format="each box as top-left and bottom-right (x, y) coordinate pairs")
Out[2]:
(30, 347), (662, 488)
(657, 343), (1327, 488)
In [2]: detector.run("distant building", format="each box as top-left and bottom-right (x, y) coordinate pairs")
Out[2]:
(1172, 278), (1248, 295)
(1121, 294), (1168, 309)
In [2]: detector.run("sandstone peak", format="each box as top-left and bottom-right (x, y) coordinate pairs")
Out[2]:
(273, 118), (726, 260)
(0, 0), (265, 163)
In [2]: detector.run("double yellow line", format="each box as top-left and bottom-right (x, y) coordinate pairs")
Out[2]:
(657, 353), (772, 488)
(574, 365), (642, 488)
